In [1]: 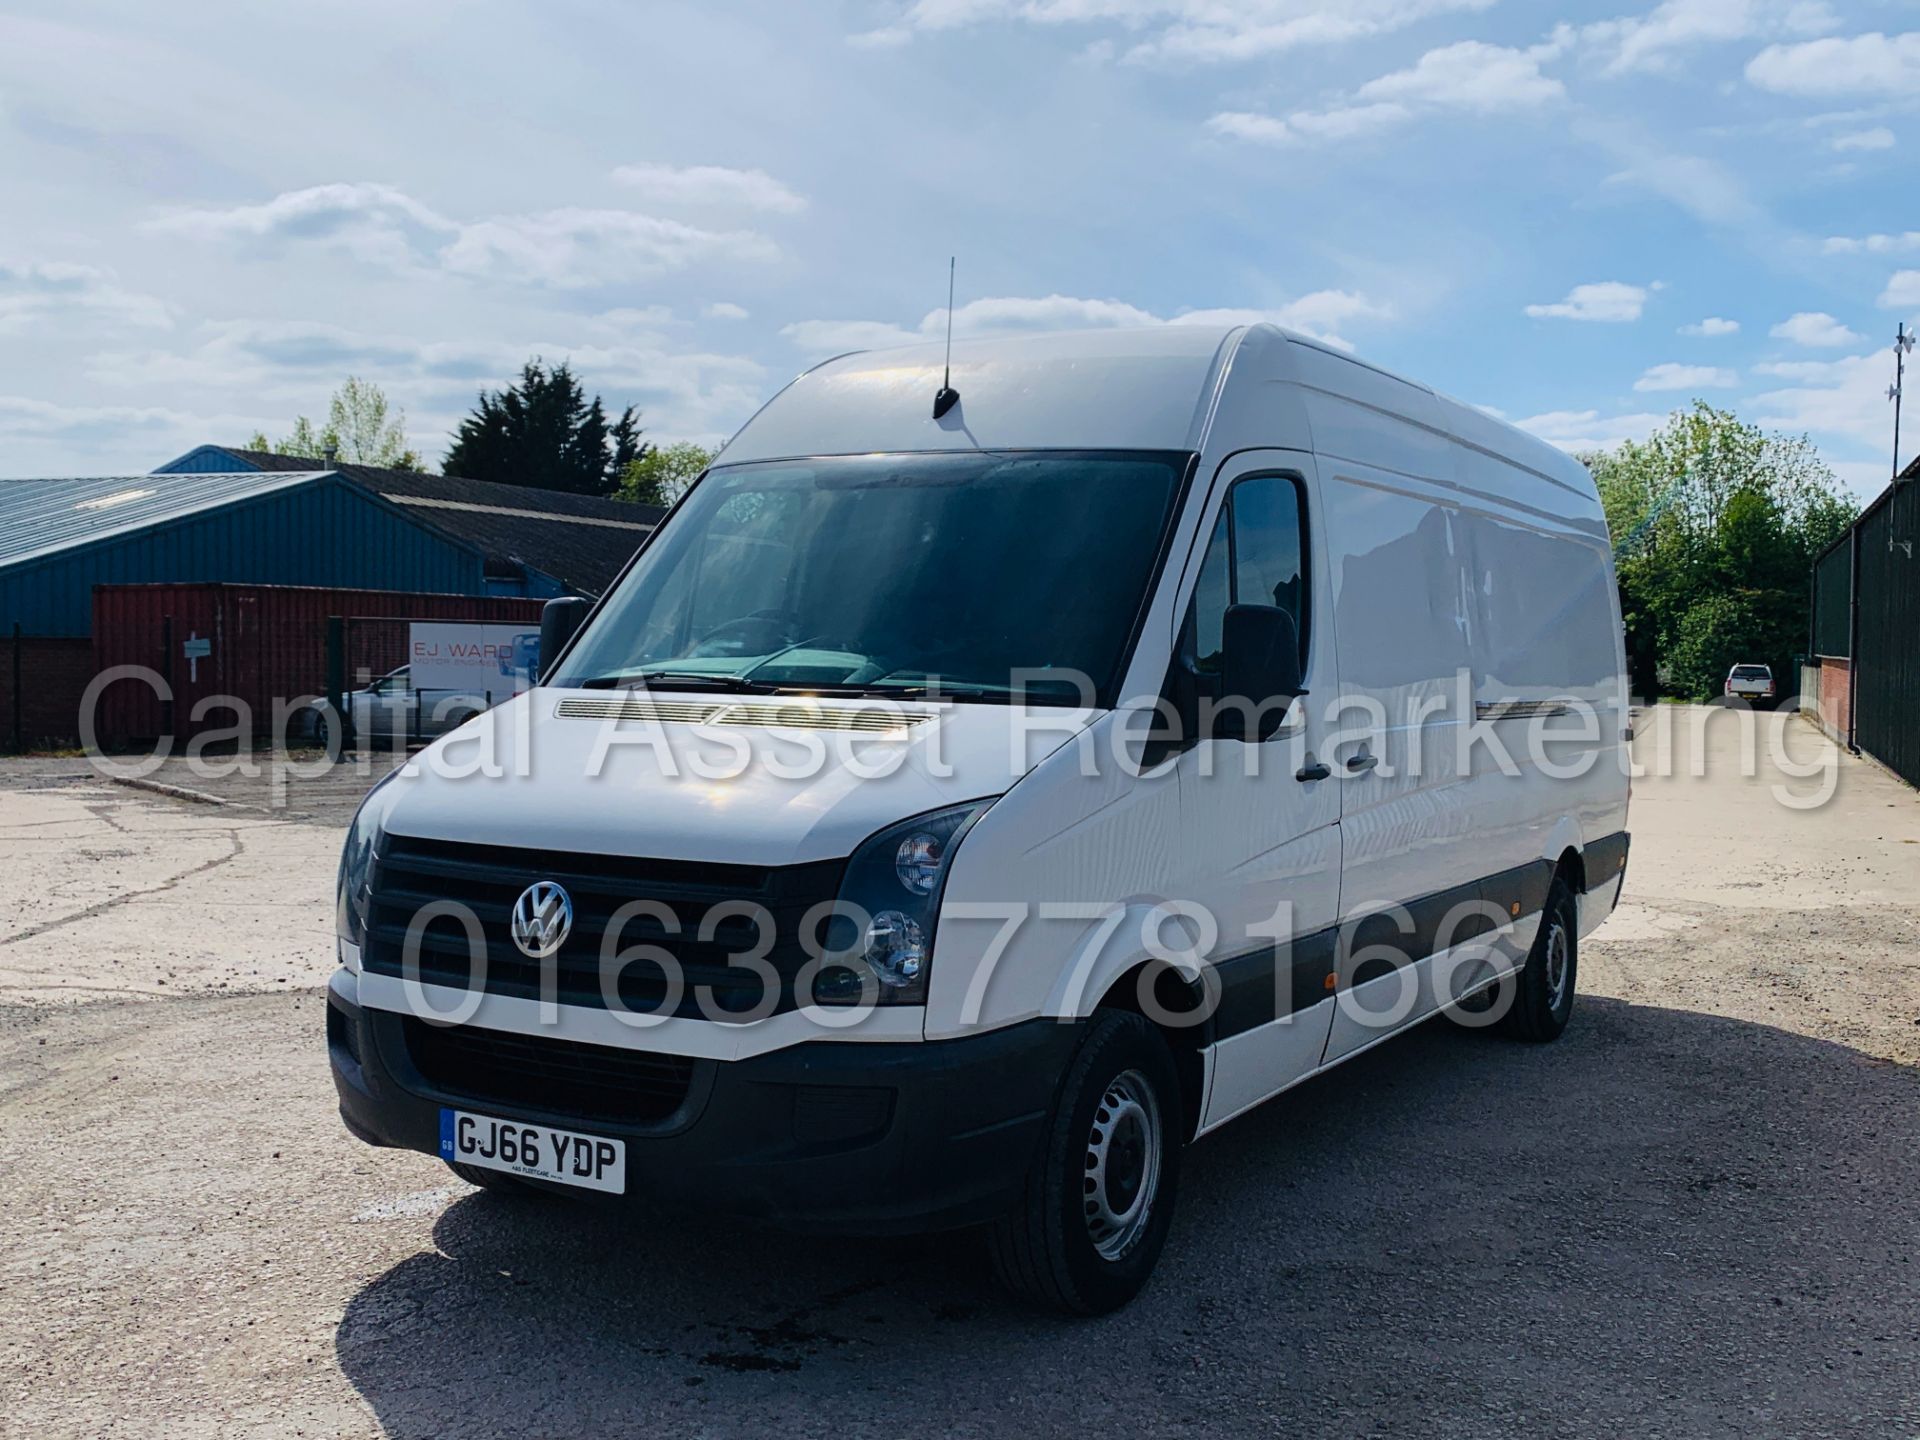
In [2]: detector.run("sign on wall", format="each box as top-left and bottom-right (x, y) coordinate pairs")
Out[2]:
(408, 622), (541, 696)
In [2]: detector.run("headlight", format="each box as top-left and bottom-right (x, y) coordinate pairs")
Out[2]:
(813, 799), (996, 1007)
(335, 771), (402, 966)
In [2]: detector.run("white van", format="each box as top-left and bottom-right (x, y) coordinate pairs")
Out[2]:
(329, 325), (1630, 1313)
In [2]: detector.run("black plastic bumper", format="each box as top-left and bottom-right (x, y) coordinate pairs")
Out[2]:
(328, 987), (1083, 1235)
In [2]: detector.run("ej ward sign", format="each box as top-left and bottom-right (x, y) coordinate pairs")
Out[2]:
(408, 622), (541, 696)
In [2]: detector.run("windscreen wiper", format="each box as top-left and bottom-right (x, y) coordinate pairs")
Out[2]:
(576, 671), (783, 694)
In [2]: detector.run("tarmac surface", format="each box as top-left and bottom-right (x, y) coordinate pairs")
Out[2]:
(4, 708), (1918, 1437)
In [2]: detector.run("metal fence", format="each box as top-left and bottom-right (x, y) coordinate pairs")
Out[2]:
(1811, 538), (1851, 658)
(1813, 480), (1920, 787)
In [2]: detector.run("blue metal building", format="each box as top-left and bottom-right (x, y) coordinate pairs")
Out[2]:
(0, 471), (490, 637)
(156, 447), (659, 602)
(2, 448), (661, 638)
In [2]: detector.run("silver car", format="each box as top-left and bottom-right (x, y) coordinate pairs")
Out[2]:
(301, 665), (493, 750)
(1724, 664), (1775, 704)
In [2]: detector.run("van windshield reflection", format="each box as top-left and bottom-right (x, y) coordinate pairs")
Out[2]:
(553, 451), (1189, 708)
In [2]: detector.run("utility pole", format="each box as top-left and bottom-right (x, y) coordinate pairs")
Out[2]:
(1894, 322), (1915, 483)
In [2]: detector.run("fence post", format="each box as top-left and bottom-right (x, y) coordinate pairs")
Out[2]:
(1846, 524), (1861, 755)
(10, 622), (20, 754)
(160, 615), (174, 743)
(325, 616), (345, 732)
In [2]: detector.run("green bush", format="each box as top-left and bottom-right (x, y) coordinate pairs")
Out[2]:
(1666, 589), (1804, 701)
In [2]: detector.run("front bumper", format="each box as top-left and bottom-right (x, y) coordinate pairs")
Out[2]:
(328, 981), (1082, 1235)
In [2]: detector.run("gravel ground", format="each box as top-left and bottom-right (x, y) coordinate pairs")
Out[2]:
(3, 707), (1917, 1438)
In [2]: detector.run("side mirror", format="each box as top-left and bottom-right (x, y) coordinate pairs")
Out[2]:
(1215, 604), (1304, 742)
(536, 596), (591, 685)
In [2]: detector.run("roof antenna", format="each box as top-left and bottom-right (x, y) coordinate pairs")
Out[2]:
(933, 256), (960, 420)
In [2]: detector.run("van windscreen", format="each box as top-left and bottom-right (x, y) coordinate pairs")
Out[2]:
(552, 451), (1189, 706)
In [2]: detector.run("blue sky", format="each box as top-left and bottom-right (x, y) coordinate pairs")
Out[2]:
(0, 0), (1913, 497)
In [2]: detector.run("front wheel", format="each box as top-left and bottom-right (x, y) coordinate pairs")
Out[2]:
(987, 1011), (1182, 1315)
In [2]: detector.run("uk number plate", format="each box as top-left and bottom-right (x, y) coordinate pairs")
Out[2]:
(439, 1109), (626, 1194)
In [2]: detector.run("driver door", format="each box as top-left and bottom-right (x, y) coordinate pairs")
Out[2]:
(1167, 453), (1342, 1133)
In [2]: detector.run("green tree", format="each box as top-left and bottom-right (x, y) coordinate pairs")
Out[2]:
(442, 359), (642, 497)
(247, 377), (420, 469)
(1585, 402), (1857, 700)
(617, 441), (713, 506)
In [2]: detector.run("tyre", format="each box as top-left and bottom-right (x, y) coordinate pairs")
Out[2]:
(1500, 875), (1578, 1043)
(988, 1011), (1182, 1315)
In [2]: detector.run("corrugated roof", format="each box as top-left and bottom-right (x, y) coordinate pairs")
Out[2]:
(165, 447), (664, 595)
(0, 471), (328, 572)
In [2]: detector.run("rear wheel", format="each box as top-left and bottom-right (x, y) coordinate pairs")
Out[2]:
(1500, 876), (1578, 1042)
(988, 1011), (1182, 1315)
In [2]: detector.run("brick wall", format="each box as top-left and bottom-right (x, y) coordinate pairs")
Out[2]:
(0, 636), (94, 749)
(1813, 655), (1851, 746)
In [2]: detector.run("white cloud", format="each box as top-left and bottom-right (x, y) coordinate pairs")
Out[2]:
(1880, 271), (1920, 311)
(1832, 127), (1895, 153)
(142, 182), (454, 269)
(1750, 348), (1896, 456)
(81, 318), (770, 457)
(1598, 145), (1760, 226)
(1824, 232), (1920, 255)
(1634, 362), (1737, 391)
(1207, 103), (1409, 145)
(0, 260), (171, 333)
(609, 163), (807, 214)
(1355, 39), (1565, 110)
(1525, 281), (1653, 323)
(1211, 37), (1562, 148)
(784, 288), (1390, 356)
(1747, 31), (1920, 97)
(704, 302), (750, 321)
(442, 209), (778, 289)
(1584, 0), (1839, 76)
(1770, 311), (1860, 346)
(1680, 317), (1740, 336)
(781, 318), (925, 352)
(143, 184), (781, 289)
(1514, 407), (1671, 453)
(1136, 0), (1500, 64)
(1751, 356), (1851, 380)
(851, 1), (1499, 65)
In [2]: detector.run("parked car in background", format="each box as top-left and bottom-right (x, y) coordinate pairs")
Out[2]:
(1725, 664), (1776, 705)
(298, 665), (491, 750)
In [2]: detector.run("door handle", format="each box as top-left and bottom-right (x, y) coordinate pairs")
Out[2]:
(1345, 752), (1379, 774)
(1295, 761), (1332, 782)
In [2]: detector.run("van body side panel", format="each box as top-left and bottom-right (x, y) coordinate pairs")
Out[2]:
(1288, 347), (1627, 1070)
(1294, 345), (1488, 1050)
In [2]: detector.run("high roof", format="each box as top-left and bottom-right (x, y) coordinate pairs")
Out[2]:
(155, 446), (664, 595)
(721, 325), (1238, 465)
(0, 470), (328, 572)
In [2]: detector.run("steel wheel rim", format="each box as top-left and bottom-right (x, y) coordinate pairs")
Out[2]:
(1544, 919), (1571, 1011)
(1083, 1068), (1162, 1261)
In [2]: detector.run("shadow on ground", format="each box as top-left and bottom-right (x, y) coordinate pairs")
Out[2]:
(337, 998), (1920, 1438)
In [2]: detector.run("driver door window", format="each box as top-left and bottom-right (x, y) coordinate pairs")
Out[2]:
(1185, 474), (1309, 684)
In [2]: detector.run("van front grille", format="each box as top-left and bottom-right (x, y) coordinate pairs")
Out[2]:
(401, 1017), (695, 1126)
(362, 834), (846, 1021)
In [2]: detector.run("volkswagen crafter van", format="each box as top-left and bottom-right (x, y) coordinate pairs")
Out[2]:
(330, 325), (1630, 1313)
